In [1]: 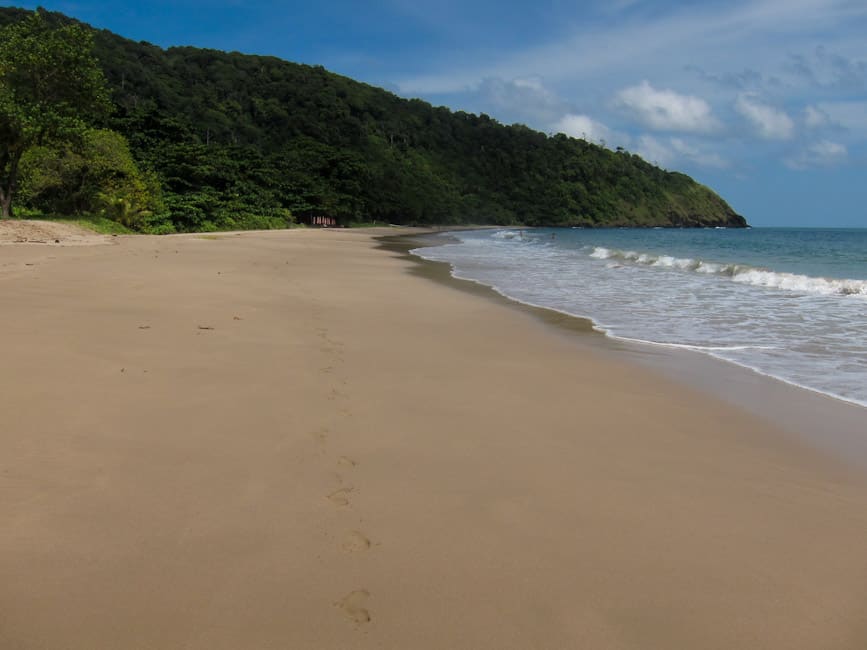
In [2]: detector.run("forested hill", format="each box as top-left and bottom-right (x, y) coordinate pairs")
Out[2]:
(0, 7), (747, 231)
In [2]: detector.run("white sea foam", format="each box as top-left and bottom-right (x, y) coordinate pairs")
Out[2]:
(492, 229), (519, 240)
(731, 269), (867, 295)
(609, 337), (780, 352)
(589, 246), (867, 297)
(412, 229), (867, 408)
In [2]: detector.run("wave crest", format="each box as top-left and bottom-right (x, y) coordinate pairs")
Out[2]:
(492, 229), (524, 240)
(589, 247), (867, 297)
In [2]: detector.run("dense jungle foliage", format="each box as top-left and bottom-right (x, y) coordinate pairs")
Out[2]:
(0, 7), (746, 232)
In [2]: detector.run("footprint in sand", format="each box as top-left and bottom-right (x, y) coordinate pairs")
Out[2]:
(337, 590), (371, 625)
(327, 487), (353, 507)
(342, 530), (372, 553)
(327, 388), (346, 401)
(337, 456), (358, 469)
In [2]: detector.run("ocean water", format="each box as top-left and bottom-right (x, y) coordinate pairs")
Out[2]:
(411, 227), (867, 408)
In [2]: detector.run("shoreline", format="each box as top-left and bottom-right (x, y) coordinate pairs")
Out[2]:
(395, 229), (867, 470)
(3, 227), (867, 649)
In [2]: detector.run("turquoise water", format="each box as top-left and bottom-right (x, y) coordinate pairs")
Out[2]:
(412, 228), (867, 408)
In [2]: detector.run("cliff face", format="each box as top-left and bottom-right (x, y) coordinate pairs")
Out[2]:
(0, 8), (747, 230)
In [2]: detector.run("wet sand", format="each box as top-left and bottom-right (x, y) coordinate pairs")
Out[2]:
(2, 227), (867, 649)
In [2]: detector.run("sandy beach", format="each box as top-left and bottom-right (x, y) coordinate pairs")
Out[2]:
(2, 226), (867, 649)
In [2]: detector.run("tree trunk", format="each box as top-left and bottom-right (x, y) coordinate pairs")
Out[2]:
(0, 185), (11, 218)
(0, 149), (22, 219)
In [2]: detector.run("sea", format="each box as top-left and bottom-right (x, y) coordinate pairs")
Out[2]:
(411, 227), (867, 409)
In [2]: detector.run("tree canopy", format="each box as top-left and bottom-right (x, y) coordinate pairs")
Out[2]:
(0, 9), (111, 217)
(0, 8), (747, 230)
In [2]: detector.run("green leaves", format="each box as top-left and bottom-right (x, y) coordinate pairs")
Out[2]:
(18, 129), (164, 227)
(0, 10), (110, 132)
(0, 9), (111, 216)
(1, 6), (745, 229)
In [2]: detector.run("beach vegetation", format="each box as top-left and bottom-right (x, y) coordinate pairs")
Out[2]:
(18, 128), (165, 229)
(0, 9), (111, 218)
(57, 215), (135, 235)
(0, 7), (747, 231)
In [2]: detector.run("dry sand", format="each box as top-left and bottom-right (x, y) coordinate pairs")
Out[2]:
(0, 219), (113, 246)
(2, 227), (866, 649)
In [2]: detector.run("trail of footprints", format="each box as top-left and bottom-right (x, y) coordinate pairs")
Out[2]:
(337, 590), (372, 625)
(312, 314), (375, 627)
(342, 530), (372, 553)
(327, 486), (353, 507)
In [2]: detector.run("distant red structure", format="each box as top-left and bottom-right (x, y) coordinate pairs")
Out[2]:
(303, 215), (337, 227)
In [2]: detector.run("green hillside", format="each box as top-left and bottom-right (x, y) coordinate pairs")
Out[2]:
(0, 7), (747, 231)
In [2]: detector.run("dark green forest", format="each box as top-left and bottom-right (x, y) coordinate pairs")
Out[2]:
(0, 6), (747, 232)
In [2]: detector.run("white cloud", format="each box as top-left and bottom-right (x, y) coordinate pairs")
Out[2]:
(804, 105), (830, 128)
(477, 76), (565, 123)
(385, 0), (865, 190)
(669, 138), (729, 168)
(735, 94), (795, 139)
(814, 100), (867, 136)
(553, 114), (621, 145)
(511, 77), (546, 92)
(812, 139), (847, 158)
(396, 0), (867, 96)
(787, 46), (867, 91)
(786, 140), (848, 168)
(636, 135), (675, 167)
(635, 135), (728, 169)
(685, 65), (774, 91)
(615, 81), (719, 133)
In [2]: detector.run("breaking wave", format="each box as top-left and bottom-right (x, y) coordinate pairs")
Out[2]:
(589, 247), (867, 297)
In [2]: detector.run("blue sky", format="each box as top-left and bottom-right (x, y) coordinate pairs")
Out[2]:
(10, 0), (867, 226)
